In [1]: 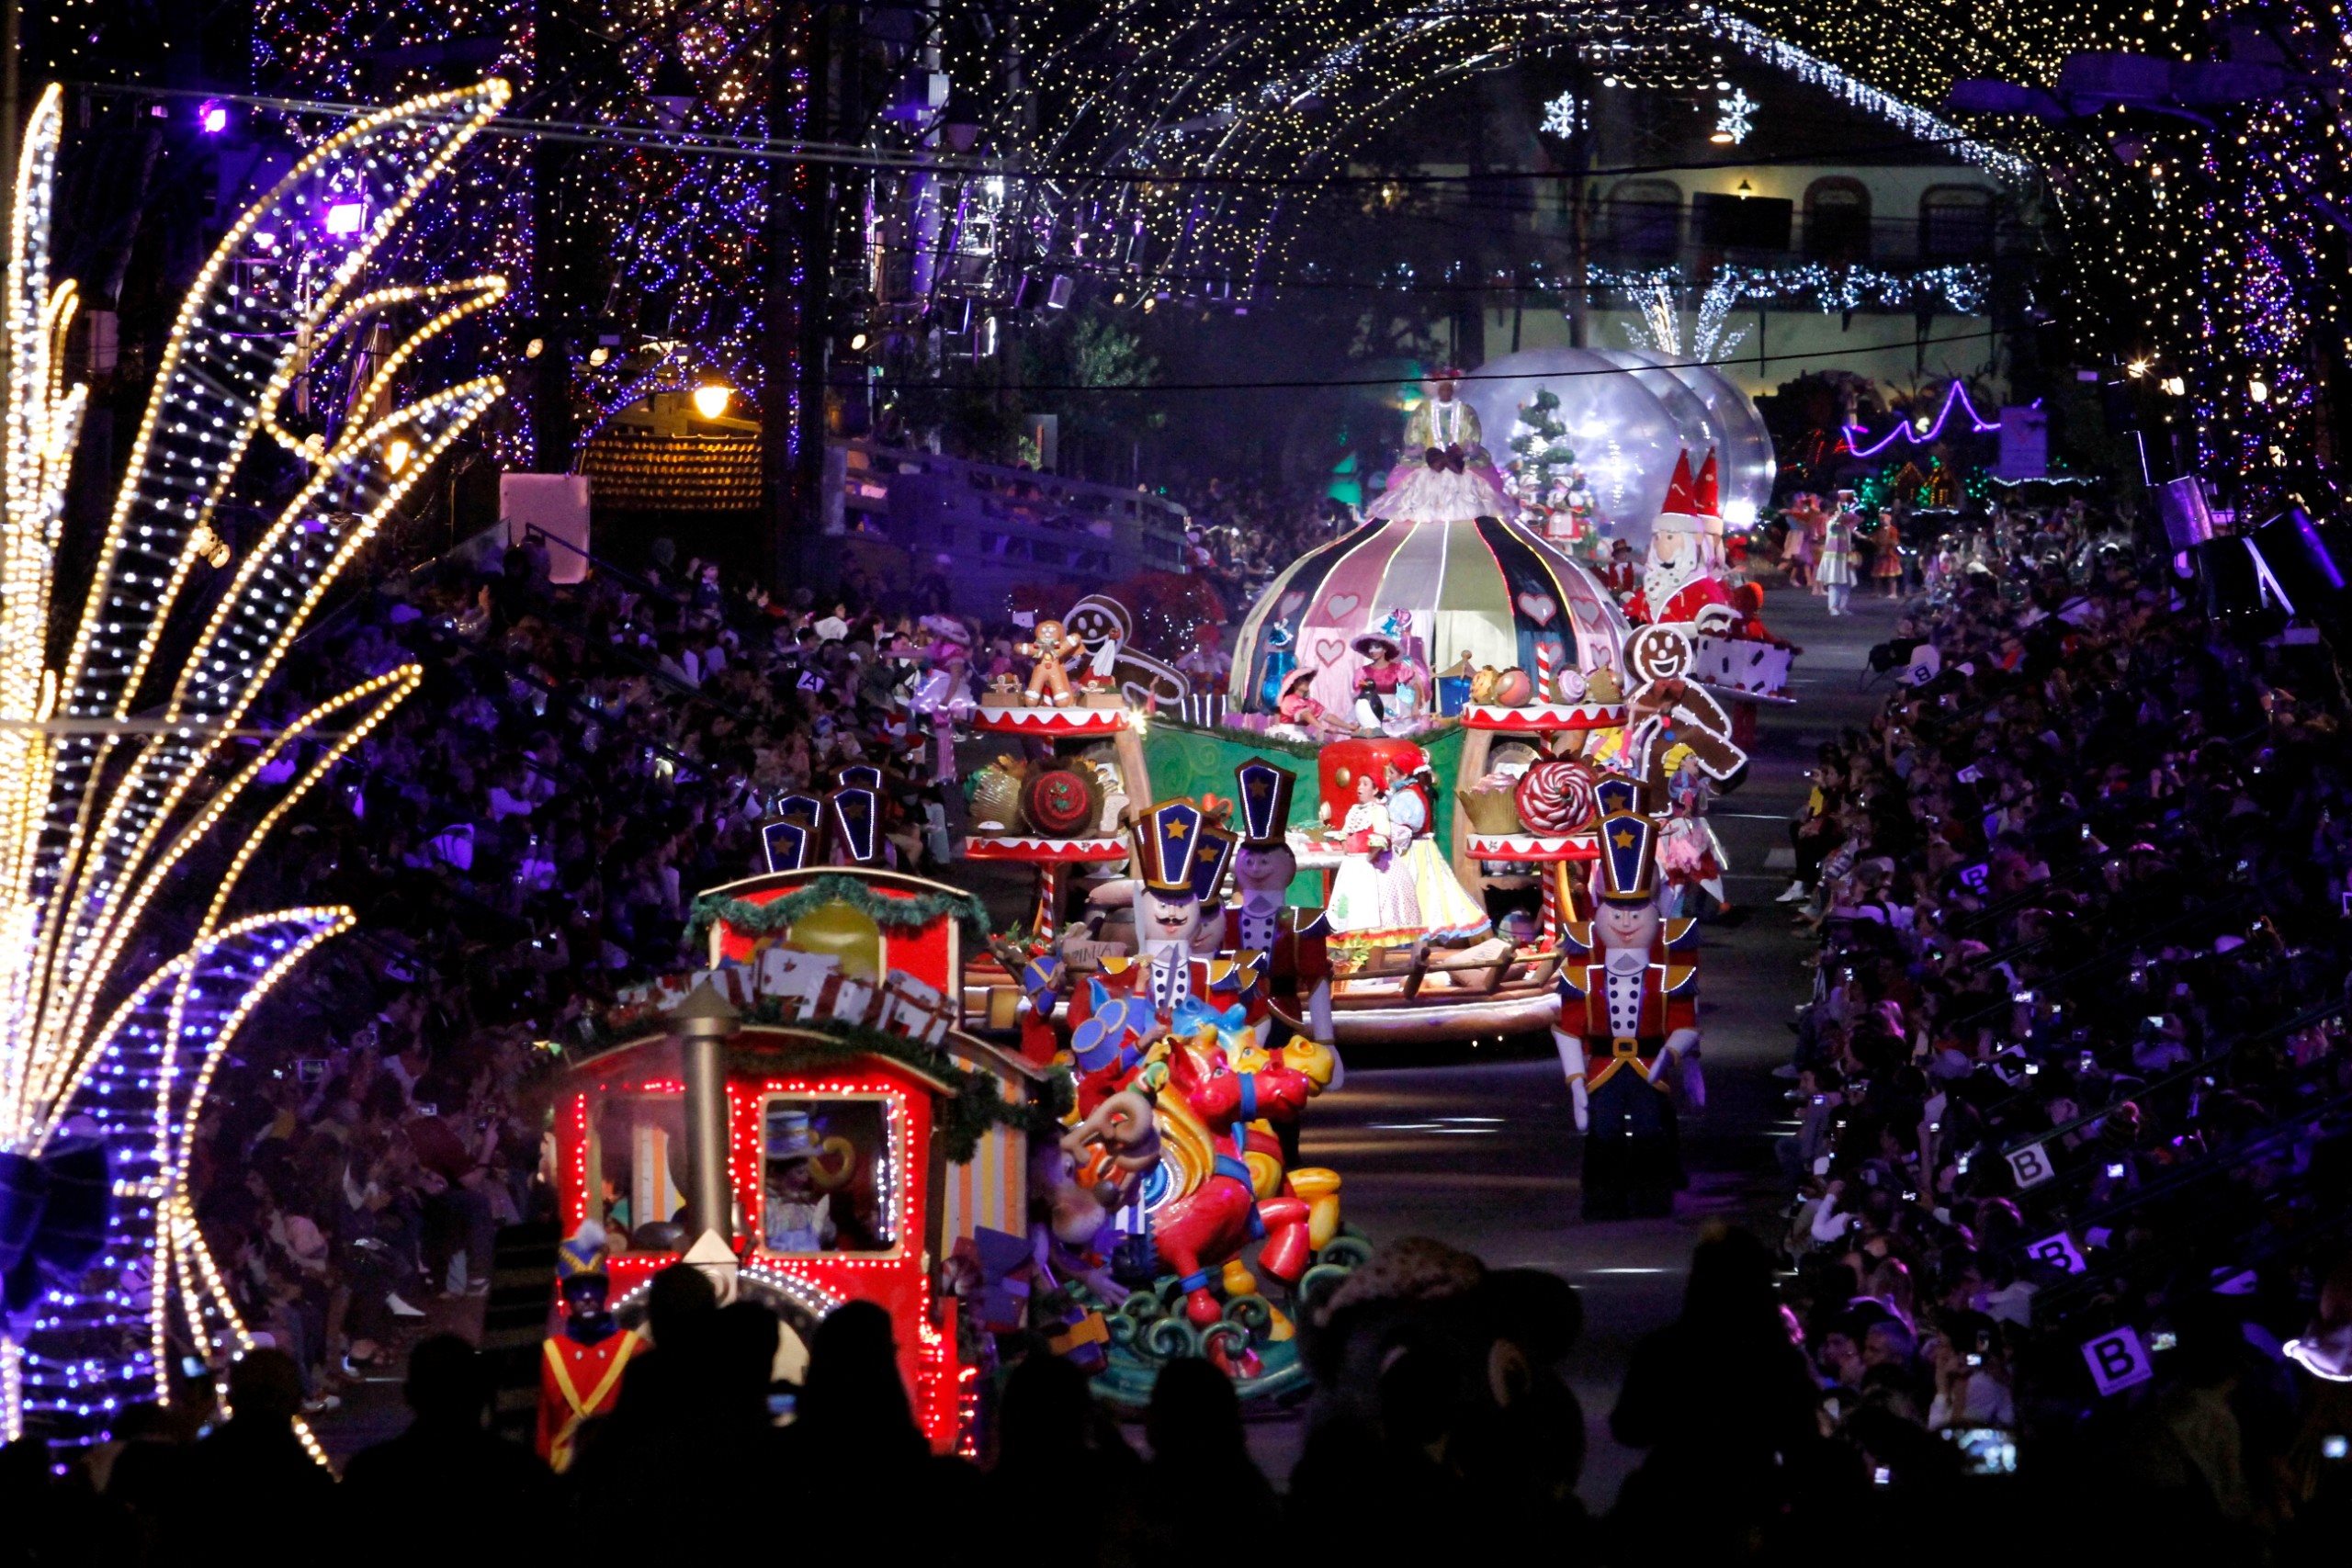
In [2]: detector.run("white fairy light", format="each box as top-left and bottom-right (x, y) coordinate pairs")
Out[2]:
(0, 78), (510, 1446)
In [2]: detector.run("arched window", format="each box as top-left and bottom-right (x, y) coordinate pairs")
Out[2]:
(1804, 177), (1871, 263)
(1605, 179), (1681, 261)
(1919, 185), (1996, 260)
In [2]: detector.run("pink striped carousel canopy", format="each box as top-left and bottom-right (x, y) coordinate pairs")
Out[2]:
(1228, 512), (1630, 717)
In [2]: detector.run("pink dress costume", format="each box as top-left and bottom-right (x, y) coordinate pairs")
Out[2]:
(1368, 385), (1515, 525)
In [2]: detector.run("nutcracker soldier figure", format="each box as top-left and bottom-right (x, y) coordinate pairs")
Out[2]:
(1027, 801), (1255, 1054)
(1550, 780), (1704, 1219)
(1227, 760), (1334, 1045)
(1226, 760), (1339, 1165)
(1092, 800), (1248, 1013)
(535, 1223), (644, 1472)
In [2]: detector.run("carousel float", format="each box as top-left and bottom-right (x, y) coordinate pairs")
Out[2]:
(1201, 369), (1789, 1043)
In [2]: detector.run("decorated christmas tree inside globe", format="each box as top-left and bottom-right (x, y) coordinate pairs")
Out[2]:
(1506, 389), (1595, 548)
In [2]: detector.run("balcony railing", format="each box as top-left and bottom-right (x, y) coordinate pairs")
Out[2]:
(1589, 204), (2020, 270)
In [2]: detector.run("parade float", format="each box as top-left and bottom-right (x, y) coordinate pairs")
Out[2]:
(572, 806), (1045, 1454)
(587, 756), (1364, 1429)
(1142, 367), (1788, 1046)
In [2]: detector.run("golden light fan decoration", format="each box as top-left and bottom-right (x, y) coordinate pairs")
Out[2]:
(0, 78), (511, 1447)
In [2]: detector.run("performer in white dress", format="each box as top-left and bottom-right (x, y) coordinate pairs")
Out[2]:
(1322, 774), (1419, 942)
(1382, 762), (1493, 943)
(1367, 370), (1516, 524)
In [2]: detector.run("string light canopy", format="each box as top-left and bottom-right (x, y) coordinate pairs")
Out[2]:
(256, 1), (788, 465)
(0, 78), (508, 1450)
(978, 0), (2037, 306)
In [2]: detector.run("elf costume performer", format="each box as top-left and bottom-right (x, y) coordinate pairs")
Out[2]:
(1550, 780), (1704, 1219)
(536, 1223), (644, 1472)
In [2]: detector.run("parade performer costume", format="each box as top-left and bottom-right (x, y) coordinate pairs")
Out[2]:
(1324, 775), (1418, 942)
(1368, 370), (1515, 523)
(1227, 760), (1335, 1056)
(1046, 801), (1255, 1057)
(1382, 762), (1490, 942)
(536, 1224), (644, 1472)
(1819, 496), (1860, 615)
(1550, 781), (1702, 1220)
(1274, 667), (1352, 742)
(1255, 624), (1298, 709)
(1349, 626), (1424, 730)
(1623, 449), (1732, 628)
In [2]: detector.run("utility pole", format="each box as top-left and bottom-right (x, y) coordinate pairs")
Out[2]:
(1564, 64), (1591, 351)
(762, 0), (837, 594)
(529, 0), (579, 475)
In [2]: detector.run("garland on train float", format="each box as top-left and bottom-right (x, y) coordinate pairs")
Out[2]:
(685, 874), (993, 946)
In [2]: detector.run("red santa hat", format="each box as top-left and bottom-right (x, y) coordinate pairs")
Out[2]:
(1654, 450), (1702, 533)
(1693, 450), (1721, 518)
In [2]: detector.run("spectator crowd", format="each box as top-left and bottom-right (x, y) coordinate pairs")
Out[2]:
(14, 491), (2352, 1567)
(112, 535), (1021, 1423)
(1766, 497), (2352, 1560)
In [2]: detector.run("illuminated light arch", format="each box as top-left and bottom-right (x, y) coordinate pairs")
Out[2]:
(992, 2), (2038, 301)
(0, 78), (509, 1447)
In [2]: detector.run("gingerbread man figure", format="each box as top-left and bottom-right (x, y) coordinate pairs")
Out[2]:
(1020, 619), (1082, 707)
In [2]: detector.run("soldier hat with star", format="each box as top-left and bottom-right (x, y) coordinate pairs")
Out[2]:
(1593, 810), (1661, 905)
(1130, 799), (1215, 895)
(1233, 758), (1298, 849)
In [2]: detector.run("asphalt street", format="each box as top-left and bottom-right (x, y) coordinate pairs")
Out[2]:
(1274, 581), (1907, 1500)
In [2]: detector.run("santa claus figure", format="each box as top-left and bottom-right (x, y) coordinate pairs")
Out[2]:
(1550, 778), (1702, 1219)
(1624, 449), (1732, 628)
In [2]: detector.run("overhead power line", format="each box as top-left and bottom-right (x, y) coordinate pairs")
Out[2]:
(876, 321), (2007, 394)
(77, 79), (2042, 192)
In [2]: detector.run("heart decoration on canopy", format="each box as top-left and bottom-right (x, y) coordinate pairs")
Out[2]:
(1315, 637), (1348, 666)
(1323, 592), (1361, 619)
(1515, 591), (1557, 625)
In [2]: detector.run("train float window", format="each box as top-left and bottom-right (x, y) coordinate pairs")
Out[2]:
(592, 1094), (688, 1252)
(761, 1098), (895, 1255)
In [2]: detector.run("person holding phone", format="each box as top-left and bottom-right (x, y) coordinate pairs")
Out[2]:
(1927, 1311), (2013, 1430)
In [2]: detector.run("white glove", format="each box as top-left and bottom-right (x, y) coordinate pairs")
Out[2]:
(1551, 1029), (1590, 1132)
(1663, 1028), (1703, 1112)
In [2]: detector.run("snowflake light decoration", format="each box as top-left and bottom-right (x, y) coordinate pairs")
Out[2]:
(1541, 88), (1584, 140)
(1714, 87), (1758, 144)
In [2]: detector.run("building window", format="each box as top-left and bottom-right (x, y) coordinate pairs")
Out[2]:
(1605, 179), (1681, 260)
(1919, 186), (1996, 260)
(1692, 190), (1792, 253)
(1804, 178), (1871, 263)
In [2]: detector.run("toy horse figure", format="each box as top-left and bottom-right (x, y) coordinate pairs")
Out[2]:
(1148, 998), (1318, 1333)
(1215, 1023), (1345, 1256)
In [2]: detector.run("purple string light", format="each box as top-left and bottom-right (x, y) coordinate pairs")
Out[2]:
(1841, 380), (2001, 458)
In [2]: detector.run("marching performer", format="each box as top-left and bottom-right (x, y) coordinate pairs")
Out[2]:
(1550, 780), (1703, 1220)
(1226, 759), (1336, 1000)
(535, 1224), (644, 1472)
